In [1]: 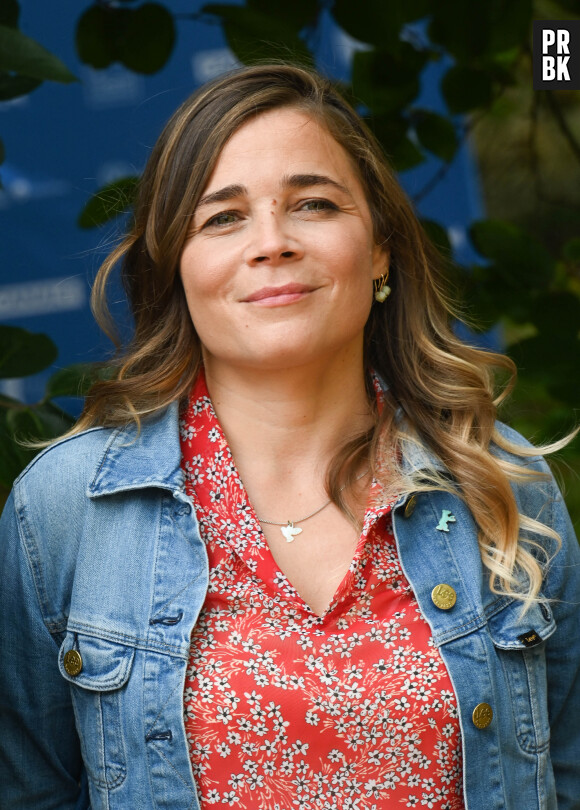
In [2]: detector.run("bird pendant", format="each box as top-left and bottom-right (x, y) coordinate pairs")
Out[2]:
(281, 521), (302, 542)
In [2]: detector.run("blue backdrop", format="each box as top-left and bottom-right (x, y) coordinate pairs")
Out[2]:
(0, 2), (486, 407)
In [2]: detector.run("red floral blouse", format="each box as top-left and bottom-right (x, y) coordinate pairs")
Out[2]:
(180, 371), (463, 809)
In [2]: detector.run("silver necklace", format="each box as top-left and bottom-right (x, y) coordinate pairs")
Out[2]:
(256, 469), (369, 543)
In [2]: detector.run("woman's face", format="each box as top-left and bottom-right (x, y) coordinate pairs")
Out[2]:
(180, 107), (387, 376)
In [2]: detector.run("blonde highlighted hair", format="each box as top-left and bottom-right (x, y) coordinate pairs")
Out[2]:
(79, 63), (564, 608)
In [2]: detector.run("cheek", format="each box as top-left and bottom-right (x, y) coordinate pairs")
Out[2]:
(179, 258), (211, 336)
(179, 251), (237, 350)
(179, 248), (224, 304)
(325, 241), (375, 294)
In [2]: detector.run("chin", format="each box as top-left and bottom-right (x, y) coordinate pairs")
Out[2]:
(237, 341), (358, 374)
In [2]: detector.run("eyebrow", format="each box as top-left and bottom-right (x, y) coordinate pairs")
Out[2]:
(195, 174), (351, 209)
(283, 173), (351, 196)
(196, 184), (246, 209)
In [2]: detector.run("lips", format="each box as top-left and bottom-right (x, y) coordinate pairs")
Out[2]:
(243, 283), (316, 304)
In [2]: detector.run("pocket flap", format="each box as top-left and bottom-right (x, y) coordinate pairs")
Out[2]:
(58, 632), (135, 690)
(487, 600), (556, 650)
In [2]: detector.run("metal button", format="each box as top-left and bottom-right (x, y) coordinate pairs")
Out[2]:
(472, 702), (493, 729)
(63, 649), (83, 677)
(431, 584), (457, 610)
(404, 494), (418, 518)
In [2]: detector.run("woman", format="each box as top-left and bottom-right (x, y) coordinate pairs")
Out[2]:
(1, 63), (578, 810)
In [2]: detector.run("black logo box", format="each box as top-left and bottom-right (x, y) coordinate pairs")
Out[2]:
(533, 20), (580, 90)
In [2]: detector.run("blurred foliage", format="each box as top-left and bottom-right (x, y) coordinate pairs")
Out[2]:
(77, 175), (140, 228)
(1, 0), (578, 521)
(0, 326), (94, 496)
(76, 2), (175, 74)
(0, 0), (76, 183)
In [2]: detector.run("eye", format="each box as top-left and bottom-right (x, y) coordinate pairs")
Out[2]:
(204, 210), (239, 228)
(300, 198), (338, 213)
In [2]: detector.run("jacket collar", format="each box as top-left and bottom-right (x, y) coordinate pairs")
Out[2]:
(87, 392), (449, 499)
(397, 432), (446, 477)
(88, 402), (186, 497)
(374, 370), (446, 478)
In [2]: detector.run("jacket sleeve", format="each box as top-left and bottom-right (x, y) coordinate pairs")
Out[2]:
(0, 490), (86, 809)
(541, 475), (580, 810)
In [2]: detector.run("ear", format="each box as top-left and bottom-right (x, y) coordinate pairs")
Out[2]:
(371, 242), (389, 282)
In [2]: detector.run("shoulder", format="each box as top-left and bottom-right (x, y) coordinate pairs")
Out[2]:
(12, 425), (117, 510)
(491, 421), (559, 499)
(491, 421), (562, 496)
(2, 404), (183, 622)
(409, 418), (574, 544)
(493, 421), (579, 561)
(0, 426), (118, 632)
(5, 426), (119, 587)
(6, 402), (183, 561)
(12, 401), (182, 505)
(491, 421), (545, 463)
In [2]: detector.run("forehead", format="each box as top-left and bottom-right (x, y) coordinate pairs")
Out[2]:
(203, 107), (363, 190)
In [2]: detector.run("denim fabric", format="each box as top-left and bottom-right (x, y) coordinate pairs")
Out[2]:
(1, 402), (579, 810)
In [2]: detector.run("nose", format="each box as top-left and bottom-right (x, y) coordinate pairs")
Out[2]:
(243, 210), (302, 266)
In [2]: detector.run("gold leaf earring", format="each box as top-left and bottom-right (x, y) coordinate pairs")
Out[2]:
(373, 268), (391, 303)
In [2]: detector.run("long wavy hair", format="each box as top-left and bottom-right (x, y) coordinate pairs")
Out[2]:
(79, 63), (562, 607)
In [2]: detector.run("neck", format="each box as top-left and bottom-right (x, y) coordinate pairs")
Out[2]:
(202, 351), (374, 516)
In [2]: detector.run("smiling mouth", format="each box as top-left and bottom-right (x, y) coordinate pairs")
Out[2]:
(243, 283), (316, 306)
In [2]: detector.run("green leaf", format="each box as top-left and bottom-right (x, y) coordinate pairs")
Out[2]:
(76, 4), (122, 70)
(7, 402), (71, 447)
(0, 71), (41, 100)
(421, 219), (452, 256)
(34, 401), (76, 432)
(81, 3), (175, 76)
(32, 401), (76, 435)
(441, 65), (494, 114)
(0, 410), (34, 487)
(563, 237), (580, 263)
(369, 113), (424, 171)
(0, 399), (76, 487)
(77, 176), (139, 228)
(469, 220), (554, 288)
(461, 260), (536, 327)
(487, 0), (532, 56)
(0, 24), (76, 82)
(512, 333), (579, 406)
(6, 406), (45, 442)
(413, 109), (458, 162)
(202, 4), (312, 66)
(429, 1), (489, 62)
(46, 363), (95, 399)
(119, 3), (176, 74)
(552, 0), (580, 11)
(0, 0), (19, 28)
(333, 0), (429, 51)
(352, 45), (426, 115)
(388, 136), (425, 172)
(429, 0), (531, 64)
(530, 292), (580, 341)
(246, 0), (317, 28)
(0, 325), (58, 378)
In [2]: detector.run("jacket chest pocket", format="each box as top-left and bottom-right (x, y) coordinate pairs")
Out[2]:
(59, 632), (135, 792)
(487, 600), (555, 754)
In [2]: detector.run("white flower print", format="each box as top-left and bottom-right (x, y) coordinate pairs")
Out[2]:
(180, 373), (463, 810)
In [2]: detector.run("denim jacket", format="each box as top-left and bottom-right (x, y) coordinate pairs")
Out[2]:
(1, 402), (579, 810)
